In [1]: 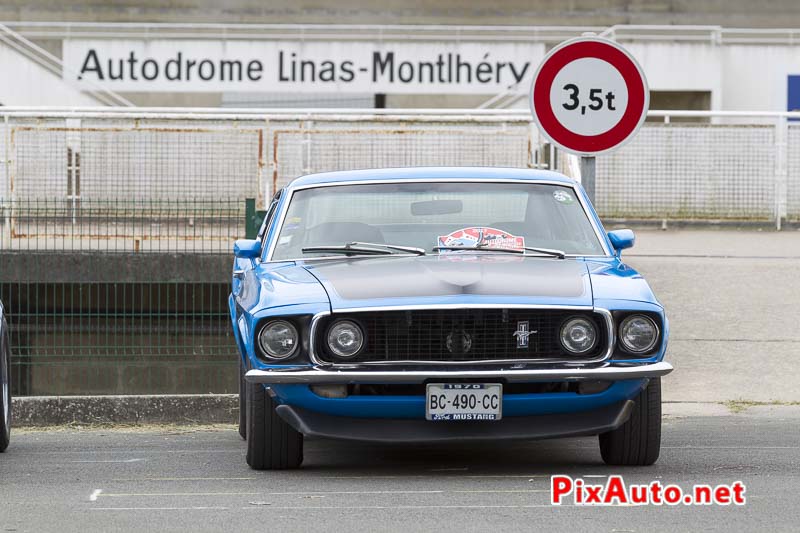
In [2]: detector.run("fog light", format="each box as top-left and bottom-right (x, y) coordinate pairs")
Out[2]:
(311, 385), (349, 399)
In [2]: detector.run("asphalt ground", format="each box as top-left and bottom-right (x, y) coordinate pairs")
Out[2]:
(624, 229), (800, 404)
(1, 228), (799, 531)
(1, 406), (799, 533)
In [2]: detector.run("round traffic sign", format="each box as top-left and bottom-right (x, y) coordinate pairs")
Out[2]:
(530, 37), (649, 156)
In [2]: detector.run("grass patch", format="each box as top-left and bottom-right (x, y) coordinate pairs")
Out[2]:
(723, 399), (800, 414)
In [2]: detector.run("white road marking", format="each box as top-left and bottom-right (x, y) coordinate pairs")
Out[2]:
(321, 474), (548, 479)
(89, 489), (103, 502)
(73, 458), (144, 463)
(111, 477), (256, 482)
(452, 490), (550, 493)
(662, 446), (800, 449)
(241, 504), (584, 510)
(91, 507), (230, 511)
(96, 489), (551, 498)
(99, 492), (261, 498)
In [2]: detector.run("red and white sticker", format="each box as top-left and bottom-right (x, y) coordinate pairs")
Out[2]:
(437, 227), (525, 251)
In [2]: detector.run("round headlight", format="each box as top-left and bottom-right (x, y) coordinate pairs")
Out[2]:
(258, 320), (299, 360)
(327, 320), (364, 358)
(619, 315), (659, 353)
(560, 317), (598, 354)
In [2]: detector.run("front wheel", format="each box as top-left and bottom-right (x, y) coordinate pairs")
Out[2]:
(599, 378), (661, 466)
(245, 380), (303, 470)
(0, 326), (11, 453)
(237, 357), (246, 440)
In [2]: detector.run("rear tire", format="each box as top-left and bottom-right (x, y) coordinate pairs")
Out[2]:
(237, 358), (246, 440)
(599, 378), (661, 466)
(0, 325), (11, 453)
(245, 380), (303, 470)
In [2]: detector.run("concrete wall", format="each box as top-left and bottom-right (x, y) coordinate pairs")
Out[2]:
(1, 1), (800, 27)
(2, 253), (238, 396)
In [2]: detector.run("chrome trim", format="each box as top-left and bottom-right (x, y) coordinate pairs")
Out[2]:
(264, 178), (612, 261)
(328, 303), (594, 312)
(308, 305), (616, 367)
(245, 361), (674, 385)
(308, 310), (332, 363)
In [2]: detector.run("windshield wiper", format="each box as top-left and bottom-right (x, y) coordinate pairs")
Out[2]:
(302, 242), (426, 256)
(433, 245), (566, 259)
(350, 242), (426, 255)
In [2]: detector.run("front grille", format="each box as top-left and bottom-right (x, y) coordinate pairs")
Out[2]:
(314, 308), (607, 364)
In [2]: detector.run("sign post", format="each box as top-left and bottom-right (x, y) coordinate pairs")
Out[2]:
(529, 37), (649, 204)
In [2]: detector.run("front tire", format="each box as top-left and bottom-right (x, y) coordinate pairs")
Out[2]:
(0, 325), (11, 453)
(599, 378), (661, 466)
(237, 357), (246, 440)
(245, 380), (303, 470)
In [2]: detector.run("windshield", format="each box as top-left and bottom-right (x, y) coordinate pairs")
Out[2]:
(270, 182), (606, 260)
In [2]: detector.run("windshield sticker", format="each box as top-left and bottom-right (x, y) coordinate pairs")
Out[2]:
(437, 227), (525, 252)
(553, 190), (575, 205)
(283, 217), (302, 232)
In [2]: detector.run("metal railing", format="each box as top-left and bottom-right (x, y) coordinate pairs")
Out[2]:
(1, 198), (244, 253)
(1, 107), (799, 229)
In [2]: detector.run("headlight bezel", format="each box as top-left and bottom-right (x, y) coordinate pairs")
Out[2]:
(618, 314), (660, 354)
(325, 319), (366, 359)
(257, 318), (300, 360)
(559, 315), (599, 355)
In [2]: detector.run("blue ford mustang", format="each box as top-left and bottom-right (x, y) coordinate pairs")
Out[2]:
(230, 167), (672, 470)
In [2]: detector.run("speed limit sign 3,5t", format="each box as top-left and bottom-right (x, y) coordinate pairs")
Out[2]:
(530, 37), (649, 156)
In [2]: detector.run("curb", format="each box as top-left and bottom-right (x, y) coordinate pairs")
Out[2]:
(11, 394), (238, 427)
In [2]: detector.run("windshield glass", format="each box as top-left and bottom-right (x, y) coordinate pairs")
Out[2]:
(270, 182), (606, 260)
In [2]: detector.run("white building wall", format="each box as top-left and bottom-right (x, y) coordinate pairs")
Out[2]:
(721, 45), (800, 112)
(625, 42), (723, 110)
(0, 42), (101, 106)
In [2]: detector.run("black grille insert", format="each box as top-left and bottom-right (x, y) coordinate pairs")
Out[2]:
(315, 309), (607, 363)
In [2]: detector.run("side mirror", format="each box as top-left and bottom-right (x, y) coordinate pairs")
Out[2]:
(233, 239), (262, 259)
(607, 229), (635, 257)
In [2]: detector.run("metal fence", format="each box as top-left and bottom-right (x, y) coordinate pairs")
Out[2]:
(1, 198), (243, 253)
(1, 108), (799, 225)
(1, 107), (798, 395)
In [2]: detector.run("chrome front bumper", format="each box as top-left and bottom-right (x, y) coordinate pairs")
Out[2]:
(245, 361), (673, 385)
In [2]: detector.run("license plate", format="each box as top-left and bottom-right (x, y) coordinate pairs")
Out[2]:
(425, 383), (502, 421)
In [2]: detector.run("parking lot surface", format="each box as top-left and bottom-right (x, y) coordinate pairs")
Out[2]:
(1, 407), (799, 533)
(625, 229), (800, 403)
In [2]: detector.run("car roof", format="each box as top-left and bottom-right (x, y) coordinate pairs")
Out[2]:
(286, 167), (576, 189)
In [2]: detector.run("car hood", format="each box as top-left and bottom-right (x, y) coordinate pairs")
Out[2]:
(300, 255), (593, 310)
